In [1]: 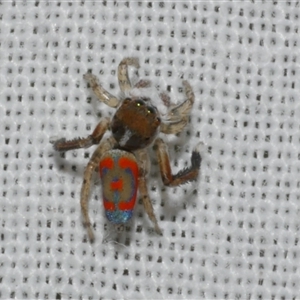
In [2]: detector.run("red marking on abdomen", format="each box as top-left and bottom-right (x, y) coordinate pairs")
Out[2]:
(110, 178), (123, 191)
(118, 157), (139, 211)
(104, 201), (115, 211)
(118, 194), (137, 210)
(100, 156), (116, 211)
(99, 157), (114, 171)
(119, 157), (139, 178)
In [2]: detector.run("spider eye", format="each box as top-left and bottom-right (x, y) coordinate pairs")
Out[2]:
(147, 106), (155, 114)
(136, 100), (145, 107)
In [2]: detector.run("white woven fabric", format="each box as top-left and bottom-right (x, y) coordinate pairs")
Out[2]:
(1, 1), (299, 299)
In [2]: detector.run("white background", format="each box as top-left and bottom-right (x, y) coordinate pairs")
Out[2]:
(0, 1), (299, 299)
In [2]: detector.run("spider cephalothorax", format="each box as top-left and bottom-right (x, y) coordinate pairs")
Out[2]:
(53, 57), (201, 242)
(111, 97), (161, 150)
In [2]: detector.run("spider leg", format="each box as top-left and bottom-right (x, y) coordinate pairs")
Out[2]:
(80, 137), (116, 243)
(154, 138), (201, 187)
(159, 91), (171, 107)
(134, 79), (151, 89)
(135, 149), (162, 235)
(83, 73), (120, 108)
(118, 57), (140, 92)
(160, 80), (195, 134)
(53, 118), (110, 152)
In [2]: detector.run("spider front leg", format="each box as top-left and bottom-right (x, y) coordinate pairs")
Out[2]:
(134, 79), (152, 89)
(118, 57), (140, 92)
(160, 80), (195, 134)
(81, 137), (116, 243)
(135, 149), (162, 235)
(154, 138), (201, 187)
(83, 73), (120, 108)
(53, 118), (110, 152)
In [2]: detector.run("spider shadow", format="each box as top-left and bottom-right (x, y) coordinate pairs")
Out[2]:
(160, 186), (195, 222)
(144, 139), (199, 233)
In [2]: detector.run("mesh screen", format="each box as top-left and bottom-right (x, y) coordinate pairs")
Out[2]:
(1, 1), (300, 299)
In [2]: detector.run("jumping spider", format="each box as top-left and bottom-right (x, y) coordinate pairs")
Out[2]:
(53, 57), (201, 242)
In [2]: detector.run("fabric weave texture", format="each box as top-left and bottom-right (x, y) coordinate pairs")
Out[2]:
(0, 1), (299, 299)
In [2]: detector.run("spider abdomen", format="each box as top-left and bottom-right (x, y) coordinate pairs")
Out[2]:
(99, 149), (139, 225)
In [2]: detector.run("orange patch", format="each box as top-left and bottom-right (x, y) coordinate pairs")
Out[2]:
(104, 201), (115, 211)
(119, 198), (137, 211)
(99, 157), (114, 171)
(110, 179), (123, 191)
(119, 157), (139, 177)
(118, 157), (139, 211)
